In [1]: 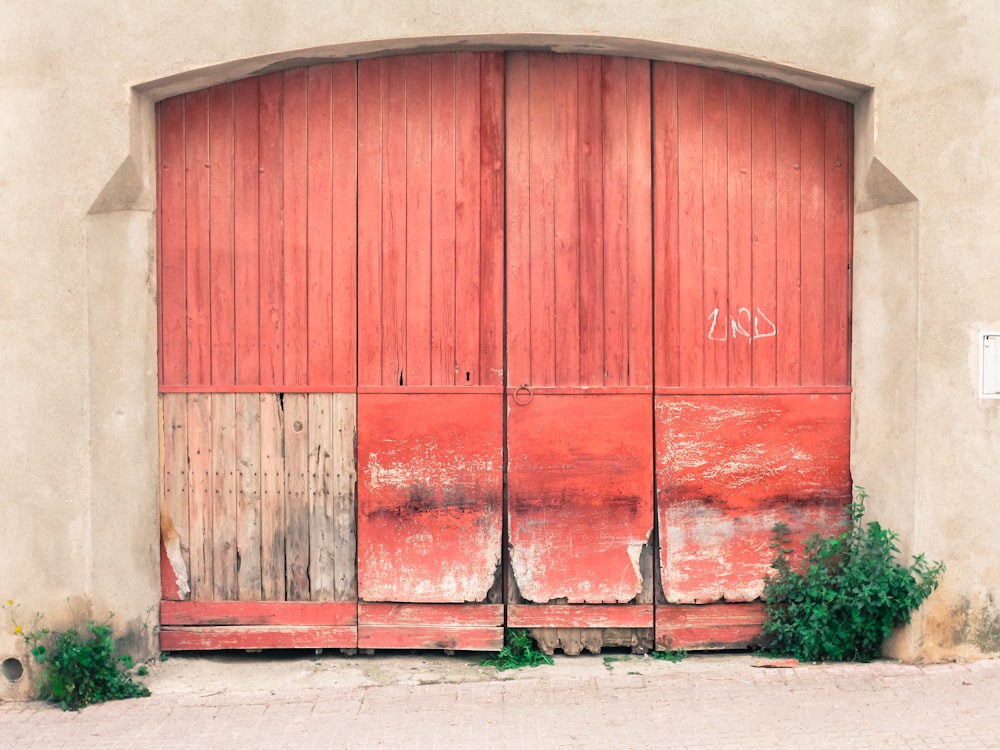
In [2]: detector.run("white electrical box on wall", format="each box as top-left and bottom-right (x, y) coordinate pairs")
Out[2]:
(981, 332), (1000, 398)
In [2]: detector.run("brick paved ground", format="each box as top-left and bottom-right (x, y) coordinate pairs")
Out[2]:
(1, 652), (998, 749)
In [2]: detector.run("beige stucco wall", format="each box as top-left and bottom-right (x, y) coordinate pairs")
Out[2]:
(3, 0), (999, 696)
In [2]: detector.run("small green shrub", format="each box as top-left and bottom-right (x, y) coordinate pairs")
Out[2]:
(482, 629), (553, 671)
(761, 488), (945, 662)
(27, 620), (150, 710)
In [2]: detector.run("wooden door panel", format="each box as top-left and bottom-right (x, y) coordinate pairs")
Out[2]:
(357, 394), (503, 603)
(656, 394), (851, 603)
(507, 394), (654, 605)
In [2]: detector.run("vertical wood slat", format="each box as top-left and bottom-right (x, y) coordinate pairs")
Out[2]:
(211, 394), (238, 600)
(702, 69), (728, 388)
(284, 393), (311, 600)
(233, 78), (261, 387)
(479, 52), (505, 389)
(505, 53), (532, 388)
(331, 62), (359, 388)
(751, 78), (778, 388)
(431, 53), (458, 387)
(383, 56), (407, 387)
(775, 83), (803, 387)
(824, 98), (852, 386)
(259, 393), (286, 600)
(309, 393), (336, 600)
(283, 70), (309, 389)
(187, 394), (213, 599)
(332, 394), (358, 600)
(357, 58), (384, 388)
(726, 74), (753, 388)
(208, 84), (236, 386)
(406, 56), (433, 387)
(799, 90), (827, 386)
(184, 90), (212, 387)
(258, 72), (284, 387)
(158, 98), (187, 386)
(236, 394), (262, 601)
(652, 62), (680, 389)
(161, 395), (190, 595)
(602, 56), (629, 386)
(307, 66), (335, 388)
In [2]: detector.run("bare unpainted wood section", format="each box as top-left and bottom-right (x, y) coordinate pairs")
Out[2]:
(158, 393), (357, 650)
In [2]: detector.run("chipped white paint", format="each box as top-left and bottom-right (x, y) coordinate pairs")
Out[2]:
(366, 442), (501, 492)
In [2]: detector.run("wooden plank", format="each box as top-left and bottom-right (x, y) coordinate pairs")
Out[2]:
(358, 603), (503, 651)
(357, 393), (503, 603)
(157, 96), (188, 387)
(208, 83), (236, 387)
(282, 68), (309, 388)
(331, 393), (358, 601)
(508, 604), (654, 629)
(652, 62), (680, 389)
(799, 90), (826, 386)
(775, 84), (803, 387)
(528, 53), (557, 387)
(406, 55), (433, 387)
(357, 58), (384, 387)
(186, 393), (213, 599)
(577, 54), (605, 387)
(504, 52), (532, 388)
(160, 394), (190, 600)
(284, 393), (310, 600)
(331, 61), (358, 388)
(507, 394), (653, 604)
(431, 53), (458, 387)
(452, 53), (478, 386)
(726, 73), (753, 388)
(601, 56), (629, 387)
(478, 51), (505, 389)
(235, 393), (262, 601)
(233, 77), (261, 387)
(308, 393), (336, 601)
(702, 69), (729, 388)
(211, 393), (238, 600)
(307, 64), (335, 387)
(625, 57), (653, 388)
(553, 54), (581, 387)
(655, 603), (766, 650)
(675, 66), (705, 387)
(257, 72), (284, 387)
(259, 393), (285, 600)
(162, 600), (356, 626)
(750, 78), (778, 387)
(382, 56), (408, 387)
(184, 89), (211, 387)
(160, 626), (356, 651)
(824, 97), (852, 386)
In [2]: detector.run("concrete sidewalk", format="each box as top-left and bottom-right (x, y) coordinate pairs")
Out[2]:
(1, 651), (998, 749)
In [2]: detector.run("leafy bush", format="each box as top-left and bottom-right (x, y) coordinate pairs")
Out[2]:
(27, 621), (150, 710)
(482, 629), (553, 671)
(761, 488), (944, 662)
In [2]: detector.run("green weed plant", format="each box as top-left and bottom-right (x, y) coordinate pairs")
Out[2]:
(761, 488), (944, 662)
(26, 620), (150, 710)
(482, 629), (554, 671)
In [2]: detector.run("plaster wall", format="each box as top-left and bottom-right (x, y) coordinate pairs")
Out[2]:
(2, 1), (999, 696)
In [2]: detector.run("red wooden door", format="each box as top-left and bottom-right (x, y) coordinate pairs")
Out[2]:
(504, 53), (656, 653)
(651, 63), (853, 649)
(156, 64), (361, 649)
(354, 53), (507, 650)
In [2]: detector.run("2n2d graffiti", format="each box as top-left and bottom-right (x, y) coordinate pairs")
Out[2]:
(707, 307), (778, 342)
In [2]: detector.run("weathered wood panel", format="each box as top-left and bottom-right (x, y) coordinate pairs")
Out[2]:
(160, 626), (356, 651)
(651, 63), (853, 390)
(156, 65), (358, 392)
(655, 394), (851, 603)
(161, 600), (356, 626)
(158, 393), (357, 607)
(507, 395), (654, 604)
(357, 394), (503, 603)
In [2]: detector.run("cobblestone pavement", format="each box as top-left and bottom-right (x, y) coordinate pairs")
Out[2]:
(1, 651), (998, 749)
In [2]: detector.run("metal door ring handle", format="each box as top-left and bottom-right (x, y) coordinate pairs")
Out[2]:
(513, 384), (533, 406)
